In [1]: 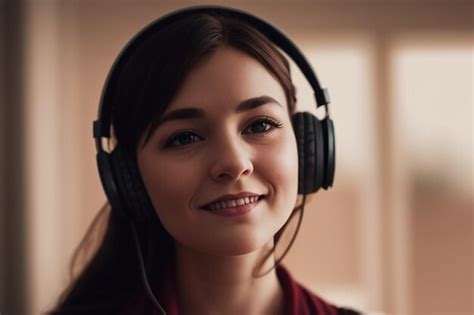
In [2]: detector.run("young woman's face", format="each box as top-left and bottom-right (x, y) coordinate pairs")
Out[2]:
(137, 46), (298, 256)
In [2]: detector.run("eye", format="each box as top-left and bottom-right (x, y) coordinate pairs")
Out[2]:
(164, 131), (202, 148)
(243, 117), (284, 134)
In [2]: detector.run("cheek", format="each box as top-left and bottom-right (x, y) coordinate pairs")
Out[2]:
(137, 154), (201, 227)
(271, 130), (299, 191)
(257, 129), (299, 211)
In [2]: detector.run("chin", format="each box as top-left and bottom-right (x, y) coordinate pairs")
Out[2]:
(198, 233), (274, 257)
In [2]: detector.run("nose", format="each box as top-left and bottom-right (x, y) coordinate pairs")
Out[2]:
(209, 135), (254, 182)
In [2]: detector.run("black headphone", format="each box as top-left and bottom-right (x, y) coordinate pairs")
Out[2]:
(93, 5), (335, 224)
(92, 5), (335, 313)
(93, 6), (336, 222)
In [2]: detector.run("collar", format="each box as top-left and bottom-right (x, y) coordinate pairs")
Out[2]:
(155, 257), (339, 315)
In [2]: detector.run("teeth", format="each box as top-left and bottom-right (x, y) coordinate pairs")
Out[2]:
(206, 196), (261, 211)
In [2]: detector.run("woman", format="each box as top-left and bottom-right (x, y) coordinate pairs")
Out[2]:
(49, 7), (360, 315)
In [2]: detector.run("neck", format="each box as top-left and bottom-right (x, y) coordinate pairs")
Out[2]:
(174, 241), (284, 315)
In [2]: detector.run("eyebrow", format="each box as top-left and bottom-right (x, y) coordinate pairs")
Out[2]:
(157, 95), (282, 125)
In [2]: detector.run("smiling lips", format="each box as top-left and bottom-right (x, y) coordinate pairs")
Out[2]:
(204, 195), (262, 211)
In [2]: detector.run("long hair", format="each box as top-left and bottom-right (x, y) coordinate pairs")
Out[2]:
(49, 11), (306, 314)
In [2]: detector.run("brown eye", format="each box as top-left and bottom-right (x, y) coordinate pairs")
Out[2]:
(165, 131), (202, 148)
(244, 118), (284, 134)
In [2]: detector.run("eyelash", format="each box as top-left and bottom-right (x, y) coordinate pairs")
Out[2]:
(163, 117), (284, 149)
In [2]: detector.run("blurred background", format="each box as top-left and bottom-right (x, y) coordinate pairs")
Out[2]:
(0, 0), (472, 314)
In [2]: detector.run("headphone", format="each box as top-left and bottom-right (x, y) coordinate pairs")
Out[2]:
(92, 5), (335, 312)
(93, 5), (335, 223)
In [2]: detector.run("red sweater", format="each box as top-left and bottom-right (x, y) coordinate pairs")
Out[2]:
(121, 261), (360, 315)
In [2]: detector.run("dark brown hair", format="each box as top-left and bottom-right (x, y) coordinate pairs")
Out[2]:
(49, 12), (305, 314)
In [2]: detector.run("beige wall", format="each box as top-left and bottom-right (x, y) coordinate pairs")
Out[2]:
(2, 1), (471, 314)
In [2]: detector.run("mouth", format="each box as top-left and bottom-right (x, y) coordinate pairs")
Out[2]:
(201, 195), (267, 211)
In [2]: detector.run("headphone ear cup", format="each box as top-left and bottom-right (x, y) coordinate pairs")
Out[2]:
(96, 150), (123, 213)
(321, 117), (335, 189)
(292, 112), (324, 194)
(109, 145), (156, 222)
(292, 113), (306, 194)
(310, 115), (325, 192)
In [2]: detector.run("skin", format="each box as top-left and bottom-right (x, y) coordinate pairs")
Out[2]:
(137, 46), (299, 315)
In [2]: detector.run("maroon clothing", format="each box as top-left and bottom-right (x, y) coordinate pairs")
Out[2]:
(276, 266), (360, 315)
(121, 259), (360, 315)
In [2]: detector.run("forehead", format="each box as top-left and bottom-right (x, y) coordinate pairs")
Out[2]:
(165, 46), (287, 114)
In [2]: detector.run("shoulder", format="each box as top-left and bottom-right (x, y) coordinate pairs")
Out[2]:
(276, 265), (362, 315)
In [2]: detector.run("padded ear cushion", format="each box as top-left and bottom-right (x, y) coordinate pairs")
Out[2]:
(292, 113), (305, 194)
(292, 112), (324, 194)
(96, 150), (123, 213)
(308, 114), (324, 192)
(303, 113), (316, 192)
(321, 117), (335, 189)
(109, 145), (156, 222)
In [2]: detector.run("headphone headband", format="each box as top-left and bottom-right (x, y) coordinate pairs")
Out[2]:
(93, 5), (330, 145)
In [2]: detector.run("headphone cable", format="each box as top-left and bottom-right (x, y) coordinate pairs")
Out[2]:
(129, 221), (167, 315)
